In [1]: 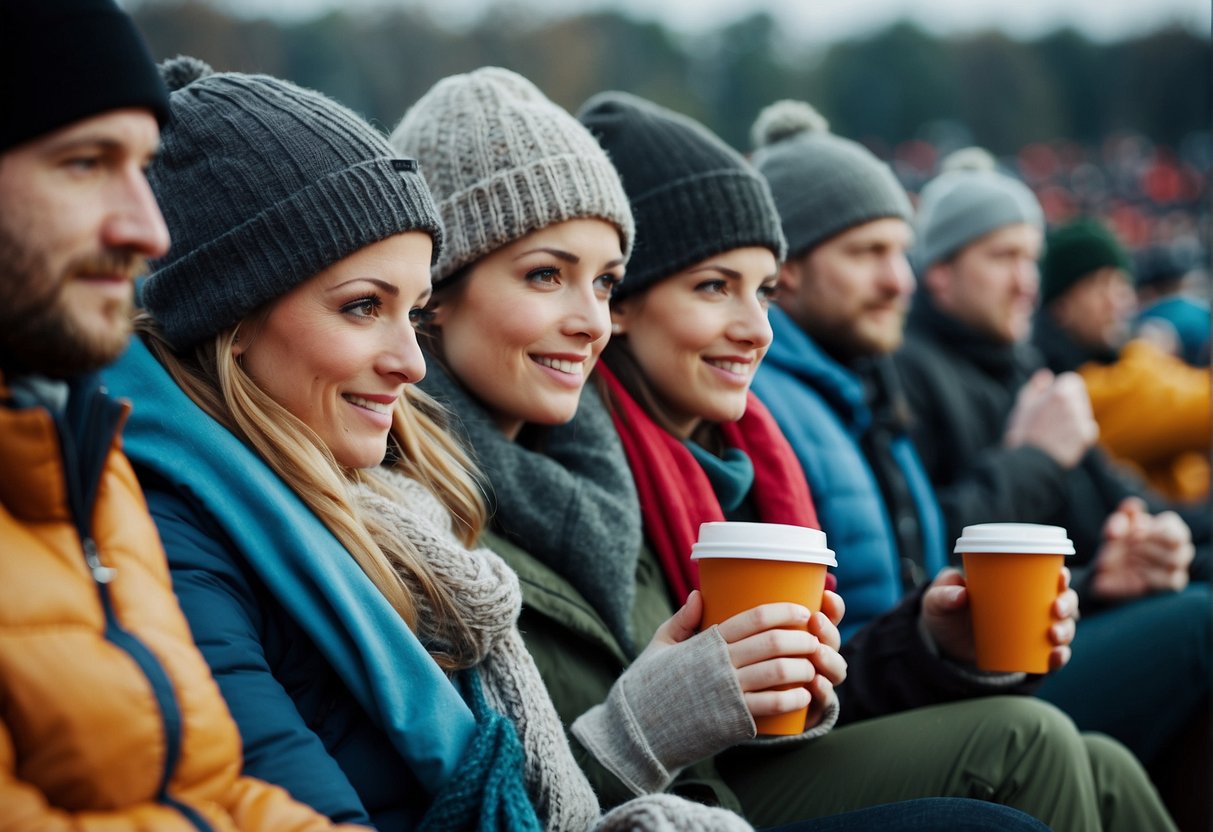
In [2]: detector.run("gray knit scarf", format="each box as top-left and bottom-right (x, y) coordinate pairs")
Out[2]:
(419, 360), (642, 651)
(356, 468), (752, 832)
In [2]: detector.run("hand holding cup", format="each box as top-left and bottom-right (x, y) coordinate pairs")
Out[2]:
(952, 523), (1077, 674)
(693, 522), (840, 734)
(922, 566), (1078, 672)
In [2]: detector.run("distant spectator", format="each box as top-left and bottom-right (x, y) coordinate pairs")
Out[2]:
(896, 150), (1210, 828)
(1134, 244), (1211, 367)
(1034, 218), (1211, 503)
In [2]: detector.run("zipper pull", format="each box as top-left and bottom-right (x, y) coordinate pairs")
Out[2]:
(83, 538), (117, 584)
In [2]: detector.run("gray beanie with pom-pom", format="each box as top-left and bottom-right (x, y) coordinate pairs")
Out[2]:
(912, 147), (1042, 271)
(142, 56), (444, 350)
(750, 100), (912, 259)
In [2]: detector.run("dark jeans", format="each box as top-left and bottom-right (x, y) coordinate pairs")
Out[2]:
(767, 798), (1051, 831)
(1036, 582), (1211, 764)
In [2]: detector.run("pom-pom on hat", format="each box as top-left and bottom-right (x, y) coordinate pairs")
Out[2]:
(750, 100), (912, 259)
(1, 0), (170, 153)
(1040, 218), (1132, 307)
(141, 57), (443, 350)
(579, 91), (786, 299)
(390, 67), (634, 286)
(913, 147), (1043, 270)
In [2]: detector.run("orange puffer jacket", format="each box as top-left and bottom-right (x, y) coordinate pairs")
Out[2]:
(0, 378), (364, 831)
(1078, 339), (1211, 501)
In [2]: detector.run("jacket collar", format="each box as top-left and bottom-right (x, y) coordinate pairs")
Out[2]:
(0, 372), (126, 525)
(906, 292), (1028, 381)
(1031, 310), (1119, 374)
(763, 305), (871, 432)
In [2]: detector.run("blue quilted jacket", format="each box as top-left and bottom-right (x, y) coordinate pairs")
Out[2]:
(752, 307), (946, 640)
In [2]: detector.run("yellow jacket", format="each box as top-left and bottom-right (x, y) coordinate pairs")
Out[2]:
(0, 378), (361, 831)
(1078, 339), (1211, 501)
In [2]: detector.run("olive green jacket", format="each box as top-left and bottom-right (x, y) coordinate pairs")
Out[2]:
(485, 530), (745, 812)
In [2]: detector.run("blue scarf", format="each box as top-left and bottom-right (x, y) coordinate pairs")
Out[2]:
(101, 338), (476, 794)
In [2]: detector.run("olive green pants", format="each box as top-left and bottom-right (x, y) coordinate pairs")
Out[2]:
(716, 697), (1174, 832)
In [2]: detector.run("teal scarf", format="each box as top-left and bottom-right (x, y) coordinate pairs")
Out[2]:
(101, 338), (476, 793)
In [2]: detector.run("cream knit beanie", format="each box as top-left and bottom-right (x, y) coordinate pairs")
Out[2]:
(390, 67), (634, 285)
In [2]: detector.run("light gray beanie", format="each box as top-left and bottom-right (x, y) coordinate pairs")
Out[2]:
(913, 147), (1043, 270)
(141, 57), (443, 351)
(751, 100), (912, 259)
(389, 67), (634, 285)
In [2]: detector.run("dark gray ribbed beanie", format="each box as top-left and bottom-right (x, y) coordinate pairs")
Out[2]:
(142, 57), (444, 350)
(913, 148), (1043, 270)
(750, 100), (912, 258)
(578, 91), (785, 299)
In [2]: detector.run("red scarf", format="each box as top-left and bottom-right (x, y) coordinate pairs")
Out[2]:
(598, 364), (826, 604)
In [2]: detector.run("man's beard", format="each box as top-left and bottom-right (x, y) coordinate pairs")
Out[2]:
(0, 220), (145, 379)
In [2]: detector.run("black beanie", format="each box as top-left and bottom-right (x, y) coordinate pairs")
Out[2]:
(1, 0), (170, 153)
(578, 92), (786, 299)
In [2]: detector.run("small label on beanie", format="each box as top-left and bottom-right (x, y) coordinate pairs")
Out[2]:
(392, 159), (419, 172)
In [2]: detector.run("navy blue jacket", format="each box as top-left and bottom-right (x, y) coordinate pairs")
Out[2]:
(752, 306), (946, 640)
(101, 339), (480, 831)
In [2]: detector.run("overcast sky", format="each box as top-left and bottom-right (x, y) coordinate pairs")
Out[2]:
(152, 0), (1211, 42)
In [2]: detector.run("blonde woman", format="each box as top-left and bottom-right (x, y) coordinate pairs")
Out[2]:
(106, 58), (767, 832)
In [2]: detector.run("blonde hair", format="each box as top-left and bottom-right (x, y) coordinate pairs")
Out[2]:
(136, 312), (488, 671)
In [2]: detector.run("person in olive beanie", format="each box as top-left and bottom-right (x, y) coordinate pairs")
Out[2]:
(1040, 218), (1133, 309)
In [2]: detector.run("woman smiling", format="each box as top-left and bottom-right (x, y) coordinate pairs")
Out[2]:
(389, 69), (1121, 831)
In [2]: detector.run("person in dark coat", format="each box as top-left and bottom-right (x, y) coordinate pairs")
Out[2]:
(896, 148), (1210, 830)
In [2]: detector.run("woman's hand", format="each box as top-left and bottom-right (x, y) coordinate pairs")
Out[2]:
(921, 567), (1079, 673)
(650, 590), (847, 726)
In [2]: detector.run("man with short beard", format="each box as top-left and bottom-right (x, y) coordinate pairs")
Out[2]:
(896, 150), (1209, 831)
(0, 1), (359, 828)
(748, 101), (950, 645)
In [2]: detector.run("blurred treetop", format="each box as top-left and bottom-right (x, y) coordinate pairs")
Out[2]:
(131, 1), (1210, 156)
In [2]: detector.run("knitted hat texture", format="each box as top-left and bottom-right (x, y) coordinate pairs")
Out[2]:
(913, 148), (1043, 269)
(578, 91), (786, 299)
(751, 100), (912, 258)
(141, 57), (443, 350)
(1, 0), (170, 153)
(1040, 218), (1132, 306)
(389, 67), (633, 286)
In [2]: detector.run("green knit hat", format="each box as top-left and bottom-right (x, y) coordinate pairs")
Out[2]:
(1040, 218), (1132, 306)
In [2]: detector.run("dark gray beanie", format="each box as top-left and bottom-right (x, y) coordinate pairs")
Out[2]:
(751, 100), (912, 259)
(142, 57), (444, 350)
(913, 148), (1043, 270)
(578, 91), (786, 299)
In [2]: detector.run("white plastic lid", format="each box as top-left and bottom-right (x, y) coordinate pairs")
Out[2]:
(953, 523), (1075, 555)
(691, 521), (836, 565)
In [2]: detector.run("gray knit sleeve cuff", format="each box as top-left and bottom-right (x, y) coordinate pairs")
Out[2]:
(738, 691), (839, 749)
(917, 615), (1028, 688)
(571, 626), (754, 796)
